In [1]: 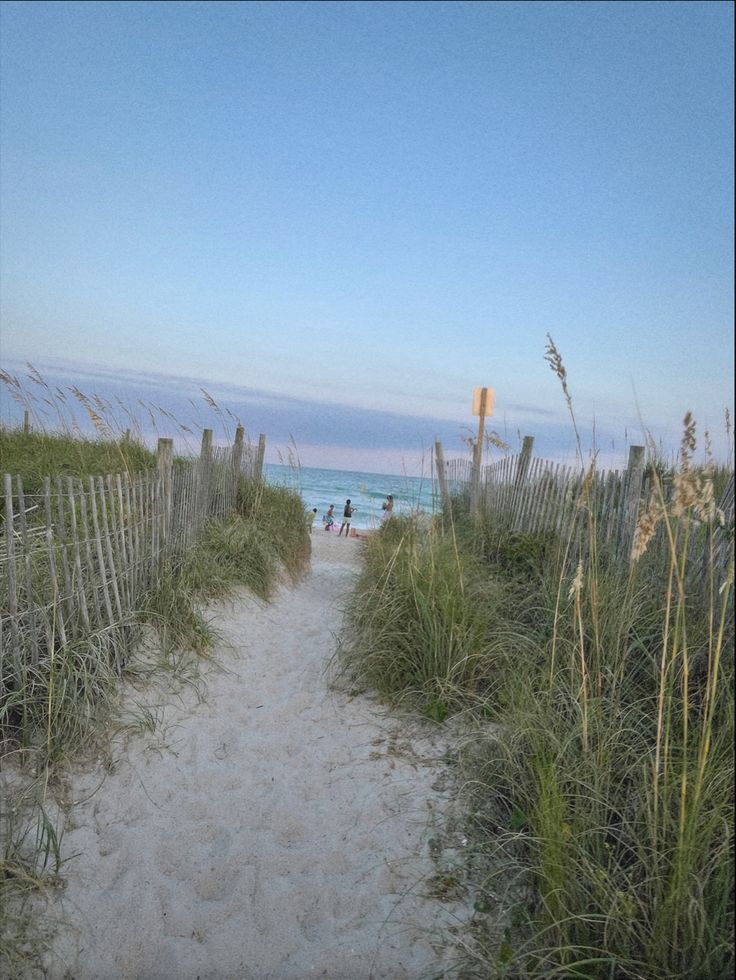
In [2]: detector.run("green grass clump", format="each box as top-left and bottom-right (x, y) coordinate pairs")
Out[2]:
(1, 626), (133, 765)
(0, 429), (155, 498)
(140, 480), (310, 654)
(340, 515), (504, 716)
(237, 478), (311, 584)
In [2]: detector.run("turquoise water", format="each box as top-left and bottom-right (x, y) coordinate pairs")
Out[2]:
(263, 464), (439, 530)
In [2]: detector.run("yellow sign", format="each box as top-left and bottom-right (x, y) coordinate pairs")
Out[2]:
(472, 387), (495, 417)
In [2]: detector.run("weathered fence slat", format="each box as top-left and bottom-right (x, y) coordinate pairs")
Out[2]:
(3, 474), (22, 677)
(97, 476), (123, 624)
(54, 477), (76, 635)
(88, 476), (115, 628)
(66, 477), (91, 632)
(15, 476), (39, 665)
(43, 476), (68, 650)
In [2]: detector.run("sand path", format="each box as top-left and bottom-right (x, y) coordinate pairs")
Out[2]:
(38, 531), (462, 979)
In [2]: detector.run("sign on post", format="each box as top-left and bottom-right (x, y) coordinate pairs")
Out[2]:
(472, 387), (496, 417)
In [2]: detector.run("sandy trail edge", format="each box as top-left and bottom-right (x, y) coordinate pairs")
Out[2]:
(31, 531), (467, 979)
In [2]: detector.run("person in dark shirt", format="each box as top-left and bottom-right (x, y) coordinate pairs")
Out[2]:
(338, 499), (355, 537)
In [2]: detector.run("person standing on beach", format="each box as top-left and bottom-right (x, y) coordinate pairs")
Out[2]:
(306, 508), (318, 533)
(381, 494), (394, 522)
(338, 499), (355, 537)
(324, 504), (335, 531)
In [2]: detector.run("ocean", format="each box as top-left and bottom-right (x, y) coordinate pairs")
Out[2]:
(263, 464), (439, 531)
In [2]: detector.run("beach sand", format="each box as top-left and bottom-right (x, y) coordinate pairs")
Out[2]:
(33, 530), (466, 979)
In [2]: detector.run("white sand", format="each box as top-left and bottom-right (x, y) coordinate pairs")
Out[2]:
(35, 531), (466, 979)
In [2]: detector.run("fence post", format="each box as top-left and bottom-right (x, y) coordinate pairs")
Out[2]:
(622, 445), (645, 561)
(515, 436), (535, 486)
(435, 441), (451, 515)
(255, 433), (266, 482)
(157, 437), (174, 553)
(23, 410), (30, 434)
(470, 388), (489, 514)
(232, 426), (245, 505)
(197, 428), (213, 529)
(508, 435), (534, 523)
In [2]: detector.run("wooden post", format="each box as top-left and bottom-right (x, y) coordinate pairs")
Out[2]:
(434, 441), (452, 515)
(197, 429), (213, 531)
(255, 433), (266, 482)
(157, 437), (174, 553)
(622, 445), (645, 561)
(516, 436), (535, 485)
(23, 410), (30, 434)
(510, 435), (535, 521)
(471, 388), (489, 512)
(232, 425), (245, 507)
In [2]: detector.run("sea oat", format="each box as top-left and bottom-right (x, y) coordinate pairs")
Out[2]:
(82, 402), (112, 436)
(672, 413), (699, 517)
(69, 385), (91, 408)
(485, 430), (511, 453)
(632, 493), (662, 560)
(201, 388), (224, 418)
(672, 470), (698, 518)
(26, 362), (48, 388)
(544, 334), (583, 465)
(568, 560), (584, 601)
(680, 412), (696, 467)
(576, 457), (598, 512)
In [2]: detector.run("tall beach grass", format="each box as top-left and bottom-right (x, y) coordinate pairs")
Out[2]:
(340, 344), (734, 977)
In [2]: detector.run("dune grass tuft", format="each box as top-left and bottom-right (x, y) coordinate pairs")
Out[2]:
(340, 515), (505, 718)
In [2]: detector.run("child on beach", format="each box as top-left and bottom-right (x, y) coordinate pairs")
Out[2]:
(381, 494), (394, 522)
(306, 508), (318, 533)
(338, 499), (355, 537)
(323, 504), (335, 530)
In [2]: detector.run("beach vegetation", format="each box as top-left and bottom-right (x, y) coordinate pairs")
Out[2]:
(340, 515), (506, 716)
(0, 373), (310, 970)
(0, 429), (155, 505)
(341, 345), (734, 977)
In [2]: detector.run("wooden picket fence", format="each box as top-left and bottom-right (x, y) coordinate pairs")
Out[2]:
(436, 440), (735, 587)
(0, 427), (266, 700)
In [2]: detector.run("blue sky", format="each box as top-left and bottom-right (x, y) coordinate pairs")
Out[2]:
(1, 1), (733, 473)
